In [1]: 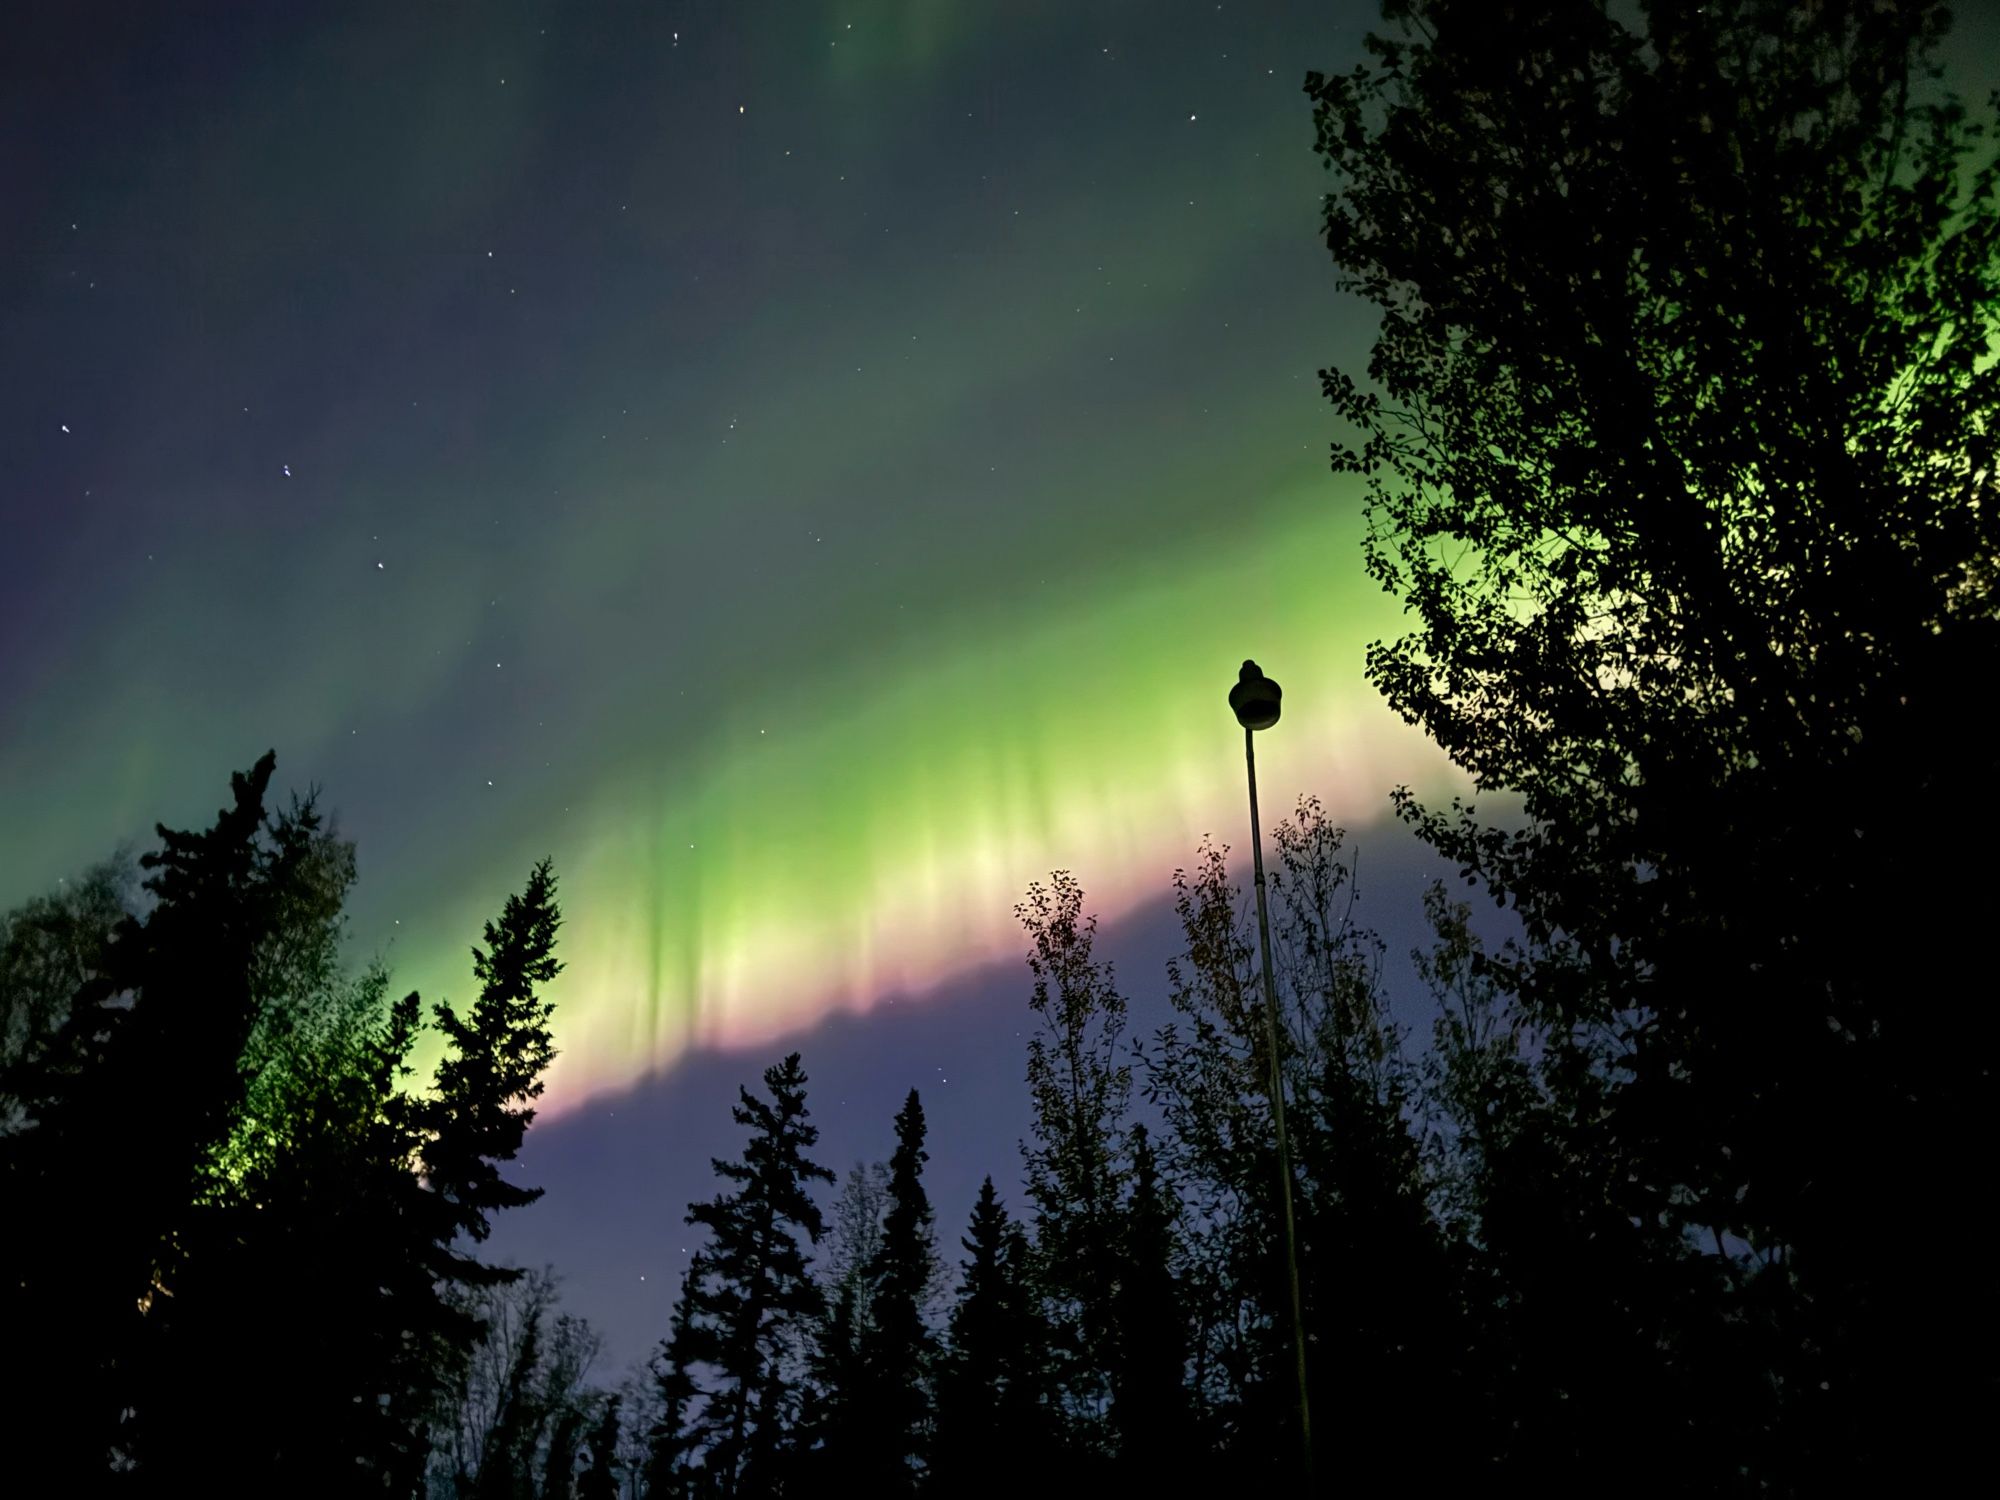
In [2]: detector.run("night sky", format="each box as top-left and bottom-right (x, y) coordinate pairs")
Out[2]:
(3, 0), (1484, 1371)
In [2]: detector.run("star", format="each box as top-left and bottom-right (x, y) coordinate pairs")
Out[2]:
(60, 423), (70, 433)
(282, 464), (292, 477)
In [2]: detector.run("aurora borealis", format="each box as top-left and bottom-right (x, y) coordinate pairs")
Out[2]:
(0, 5), (1517, 1366)
(3, 0), (1471, 1123)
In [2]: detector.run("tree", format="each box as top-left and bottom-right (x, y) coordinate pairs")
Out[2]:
(135, 855), (567, 1494)
(1140, 806), (1460, 1483)
(1309, 0), (1999, 1484)
(478, 1304), (547, 1499)
(0, 758), (567, 1489)
(794, 1162), (886, 1489)
(664, 1053), (835, 1497)
(1413, 881), (1755, 1486)
(795, 1273), (869, 1490)
(931, 1179), (1057, 1494)
(1016, 872), (1131, 1441)
(126, 803), (407, 1488)
(0, 851), (136, 1108)
(423, 859), (564, 1284)
(816, 1162), (890, 1334)
(645, 1258), (711, 1498)
(577, 1395), (622, 1500)
(426, 1269), (601, 1500)
(1105, 1126), (1195, 1484)
(0, 754), (291, 1471)
(1140, 837), (1270, 1437)
(849, 1089), (937, 1492)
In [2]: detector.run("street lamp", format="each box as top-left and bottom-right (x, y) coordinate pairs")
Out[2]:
(1230, 659), (1314, 1481)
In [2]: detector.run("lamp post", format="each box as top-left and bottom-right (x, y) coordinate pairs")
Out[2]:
(1229, 659), (1314, 1481)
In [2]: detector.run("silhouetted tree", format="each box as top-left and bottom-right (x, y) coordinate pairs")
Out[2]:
(144, 854), (567, 1495)
(0, 754), (292, 1471)
(425, 1269), (600, 1499)
(0, 745), (568, 1493)
(645, 1259), (711, 1498)
(931, 1178), (1057, 1494)
(117, 796), (431, 1490)
(423, 859), (563, 1284)
(849, 1089), (937, 1491)
(795, 1274), (869, 1489)
(661, 1053), (835, 1497)
(1016, 872), (1130, 1447)
(480, 1308), (547, 1498)
(1310, 0), (1999, 1485)
(144, 975), (445, 1492)
(1139, 837), (1269, 1438)
(389, 863), (569, 1492)
(818, 1161), (890, 1317)
(577, 1394), (622, 1500)
(792, 1162), (884, 1488)
(1421, 880), (1768, 1486)
(1141, 806), (1461, 1484)
(1105, 1126), (1195, 1484)
(0, 852), (135, 1108)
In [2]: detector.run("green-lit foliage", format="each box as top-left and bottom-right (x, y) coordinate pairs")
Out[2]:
(0, 756), (568, 1490)
(1311, 0), (1998, 1485)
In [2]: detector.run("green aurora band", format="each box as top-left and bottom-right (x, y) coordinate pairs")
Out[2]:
(0, 2), (1481, 1113)
(408, 482), (1455, 1110)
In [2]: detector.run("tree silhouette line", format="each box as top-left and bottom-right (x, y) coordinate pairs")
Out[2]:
(4, 0), (1995, 1493)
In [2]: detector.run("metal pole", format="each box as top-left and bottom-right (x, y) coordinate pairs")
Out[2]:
(1246, 724), (1314, 1482)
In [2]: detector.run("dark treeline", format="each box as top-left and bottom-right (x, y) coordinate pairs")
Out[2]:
(0, 757), (565, 1493)
(4, 0), (1995, 1493)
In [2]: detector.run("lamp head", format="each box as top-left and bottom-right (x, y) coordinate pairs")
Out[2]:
(1229, 659), (1282, 730)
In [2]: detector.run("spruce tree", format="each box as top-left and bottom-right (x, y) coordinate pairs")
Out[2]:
(1107, 1126), (1193, 1482)
(646, 1258), (711, 1497)
(796, 1276), (866, 1486)
(850, 1089), (937, 1492)
(390, 861), (566, 1490)
(0, 765), (565, 1489)
(673, 1053), (835, 1496)
(422, 858), (563, 1282)
(795, 1158), (889, 1482)
(128, 801), (426, 1490)
(317, 861), (566, 1492)
(932, 1178), (1056, 1493)
(0, 754), (284, 1471)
